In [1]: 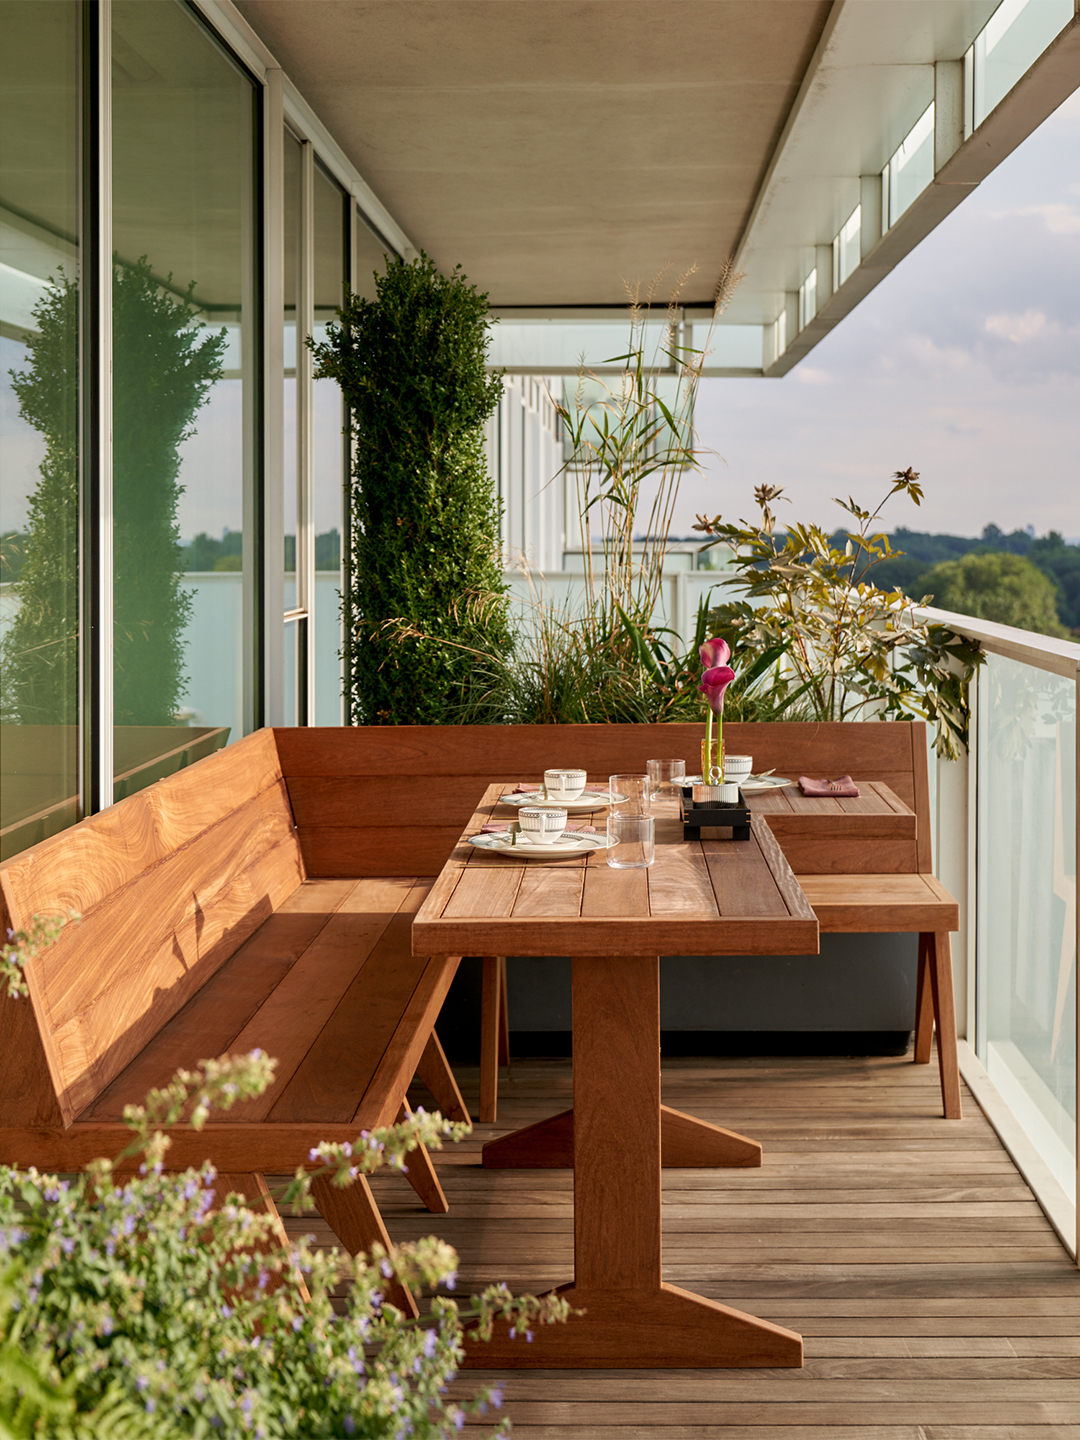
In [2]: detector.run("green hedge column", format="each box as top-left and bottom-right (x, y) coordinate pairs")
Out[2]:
(311, 253), (511, 724)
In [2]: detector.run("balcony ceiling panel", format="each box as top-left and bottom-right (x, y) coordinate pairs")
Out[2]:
(234, 0), (833, 306)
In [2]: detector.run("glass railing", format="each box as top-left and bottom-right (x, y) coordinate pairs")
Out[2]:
(918, 606), (1079, 1257)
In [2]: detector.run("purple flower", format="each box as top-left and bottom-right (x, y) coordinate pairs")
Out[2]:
(699, 636), (731, 670)
(699, 664), (734, 716)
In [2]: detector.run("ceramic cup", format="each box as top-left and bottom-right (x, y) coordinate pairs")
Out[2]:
(518, 806), (568, 844)
(722, 754), (753, 781)
(543, 768), (587, 801)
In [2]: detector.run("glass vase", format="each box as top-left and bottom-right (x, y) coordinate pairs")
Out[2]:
(701, 736), (725, 785)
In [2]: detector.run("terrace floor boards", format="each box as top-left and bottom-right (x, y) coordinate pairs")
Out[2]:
(283, 1049), (1080, 1437)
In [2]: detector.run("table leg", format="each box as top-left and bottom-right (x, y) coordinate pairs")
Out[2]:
(462, 955), (801, 1369)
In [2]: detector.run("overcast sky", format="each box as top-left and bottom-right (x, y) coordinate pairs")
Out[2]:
(676, 88), (1080, 543)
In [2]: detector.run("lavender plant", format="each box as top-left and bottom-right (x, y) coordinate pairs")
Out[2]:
(1, 927), (567, 1438)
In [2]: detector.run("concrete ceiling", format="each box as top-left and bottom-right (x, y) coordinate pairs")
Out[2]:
(234, 0), (833, 308)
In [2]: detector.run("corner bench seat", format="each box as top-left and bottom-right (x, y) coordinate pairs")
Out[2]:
(0, 731), (468, 1317)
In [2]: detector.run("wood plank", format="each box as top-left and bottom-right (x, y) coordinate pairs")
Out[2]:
(702, 826), (789, 918)
(443, 864), (523, 918)
(513, 868), (587, 918)
(268, 881), (435, 1123)
(911, 721), (934, 870)
(796, 873), (959, 933)
(50, 825), (304, 1123)
(647, 842), (720, 917)
(228, 877), (421, 1121)
(0, 729), (284, 926)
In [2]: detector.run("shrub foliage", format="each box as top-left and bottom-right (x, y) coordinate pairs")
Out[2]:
(310, 254), (512, 724)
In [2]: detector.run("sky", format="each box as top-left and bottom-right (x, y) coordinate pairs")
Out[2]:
(674, 88), (1080, 543)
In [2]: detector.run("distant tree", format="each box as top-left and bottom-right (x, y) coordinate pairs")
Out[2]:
(1030, 531), (1080, 631)
(4, 260), (225, 727)
(921, 552), (1070, 638)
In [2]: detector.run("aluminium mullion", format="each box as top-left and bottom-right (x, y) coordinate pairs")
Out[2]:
(297, 139), (315, 723)
(80, 0), (113, 817)
(260, 67), (285, 725)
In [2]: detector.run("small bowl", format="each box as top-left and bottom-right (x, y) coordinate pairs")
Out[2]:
(722, 754), (753, 778)
(518, 806), (568, 844)
(543, 768), (587, 802)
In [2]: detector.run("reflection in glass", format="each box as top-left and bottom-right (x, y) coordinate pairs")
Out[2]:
(284, 130), (301, 602)
(111, 0), (256, 795)
(312, 165), (348, 723)
(0, 0), (81, 858)
(977, 652), (1076, 1202)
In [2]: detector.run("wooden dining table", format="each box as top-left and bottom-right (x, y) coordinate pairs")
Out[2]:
(412, 783), (819, 1369)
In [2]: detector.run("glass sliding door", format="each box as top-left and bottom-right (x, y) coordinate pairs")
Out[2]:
(311, 163), (348, 724)
(110, 0), (257, 799)
(0, 0), (81, 858)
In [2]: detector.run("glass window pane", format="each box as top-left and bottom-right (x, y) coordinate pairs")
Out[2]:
(312, 163), (347, 725)
(284, 130), (301, 605)
(0, 0), (81, 859)
(888, 104), (934, 226)
(977, 653), (1076, 1204)
(111, 0), (256, 799)
(283, 617), (299, 726)
(353, 208), (390, 303)
(974, 0), (1073, 128)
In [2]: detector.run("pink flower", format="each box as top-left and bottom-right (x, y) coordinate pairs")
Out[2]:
(699, 664), (734, 716)
(699, 637), (731, 670)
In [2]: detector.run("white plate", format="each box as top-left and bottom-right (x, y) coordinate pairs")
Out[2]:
(499, 790), (613, 812)
(682, 775), (793, 792)
(468, 832), (615, 858)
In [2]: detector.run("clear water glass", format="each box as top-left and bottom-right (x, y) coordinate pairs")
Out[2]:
(646, 758), (686, 798)
(606, 813), (655, 868)
(608, 773), (651, 814)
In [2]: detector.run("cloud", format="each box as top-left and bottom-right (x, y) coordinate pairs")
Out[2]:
(794, 366), (830, 385)
(1001, 203), (1080, 235)
(984, 309), (1048, 343)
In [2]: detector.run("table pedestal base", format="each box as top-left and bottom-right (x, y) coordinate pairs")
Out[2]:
(482, 1104), (761, 1168)
(460, 1280), (803, 1369)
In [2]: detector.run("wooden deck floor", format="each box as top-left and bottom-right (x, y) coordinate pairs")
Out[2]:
(347, 1051), (1079, 1436)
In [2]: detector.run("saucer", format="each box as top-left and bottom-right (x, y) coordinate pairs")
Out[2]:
(468, 833), (615, 858)
(682, 775), (792, 793)
(500, 790), (613, 812)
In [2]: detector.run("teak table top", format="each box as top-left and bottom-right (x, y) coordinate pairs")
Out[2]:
(411, 784), (817, 1372)
(411, 784), (819, 959)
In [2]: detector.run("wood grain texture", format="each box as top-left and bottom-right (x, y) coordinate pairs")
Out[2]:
(415, 1030), (470, 1124)
(481, 1105), (761, 1169)
(795, 874), (959, 934)
(310, 1171), (418, 1317)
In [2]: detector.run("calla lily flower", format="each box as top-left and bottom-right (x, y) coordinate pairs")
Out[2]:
(699, 636), (731, 670)
(699, 664), (735, 717)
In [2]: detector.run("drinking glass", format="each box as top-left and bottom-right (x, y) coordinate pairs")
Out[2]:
(608, 773), (651, 814)
(646, 758), (686, 799)
(606, 813), (655, 868)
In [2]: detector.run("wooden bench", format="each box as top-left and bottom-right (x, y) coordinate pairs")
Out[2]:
(265, 720), (961, 1121)
(0, 728), (470, 1315)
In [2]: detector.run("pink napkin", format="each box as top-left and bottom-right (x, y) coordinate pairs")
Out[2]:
(798, 775), (860, 798)
(513, 782), (608, 794)
(480, 821), (597, 834)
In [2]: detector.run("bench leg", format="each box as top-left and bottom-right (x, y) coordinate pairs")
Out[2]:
(415, 1030), (471, 1123)
(480, 955), (509, 1123)
(925, 931), (963, 1120)
(914, 933), (935, 1064)
(397, 1102), (450, 1215)
(209, 1172), (311, 1304)
(310, 1170), (419, 1318)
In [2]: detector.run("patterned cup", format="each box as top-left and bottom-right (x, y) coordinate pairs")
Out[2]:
(518, 807), (568, 844)
(543, 768), (587, 801)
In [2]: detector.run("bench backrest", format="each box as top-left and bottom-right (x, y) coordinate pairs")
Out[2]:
(0, 730), (304, 1127)
(274, 719), (932, 878)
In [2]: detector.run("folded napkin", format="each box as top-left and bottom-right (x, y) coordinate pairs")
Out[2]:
(480, 821), (597, 834)
(798, 775), (860, 798)
(514, 782), (609, 795)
